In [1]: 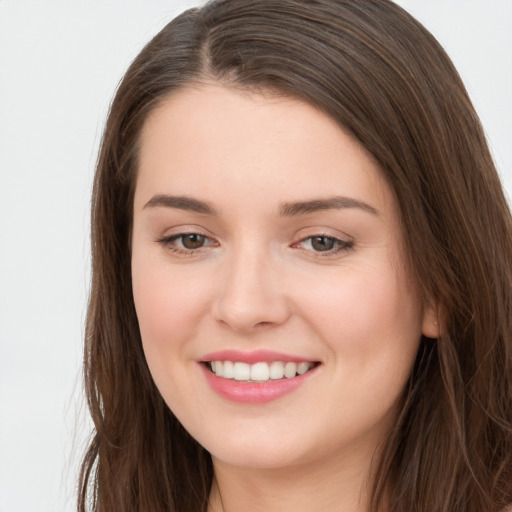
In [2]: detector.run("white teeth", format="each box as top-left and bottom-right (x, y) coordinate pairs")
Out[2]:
(223, 360), (234, 379)
(284, 362), (297, 378)
(233, 362), (251, 381)
(209, 360), (314, 381)
(297, 362), (310, 375)
(250, 362), (270, 381)
(269, 361), (285, 379)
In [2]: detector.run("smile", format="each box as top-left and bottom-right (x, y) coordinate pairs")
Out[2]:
(200, 354), (321, 403)
(208, 360), (316, 381)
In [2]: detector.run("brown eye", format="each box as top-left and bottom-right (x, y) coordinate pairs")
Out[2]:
(311, 236), (335, 251)
(157, 232), (218, 255)
(181, 234), (206, 249)
(294, 234), (353, 256)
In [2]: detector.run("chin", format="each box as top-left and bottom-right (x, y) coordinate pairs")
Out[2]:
(209, 443), (306, 471)
(191, 422), (311, 470)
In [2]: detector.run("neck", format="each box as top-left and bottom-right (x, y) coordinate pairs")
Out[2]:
(207, 444), (381, 512)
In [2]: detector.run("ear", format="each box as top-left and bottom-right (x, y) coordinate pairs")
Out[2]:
(421, 303), (440, 339)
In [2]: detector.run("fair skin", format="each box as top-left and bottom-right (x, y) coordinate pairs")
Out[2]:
(131, 83), (439, 512)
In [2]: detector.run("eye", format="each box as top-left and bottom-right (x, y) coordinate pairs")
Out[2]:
(178, 233), (208, 249)
(157, 232), (218, 254)
(294, 235), (353, 255)
(309, 235), (336, 251)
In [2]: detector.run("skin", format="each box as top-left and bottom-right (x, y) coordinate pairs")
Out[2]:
(131, 83), (439, 512)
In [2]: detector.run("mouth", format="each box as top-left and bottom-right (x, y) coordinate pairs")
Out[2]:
(204, 360), (320, 382)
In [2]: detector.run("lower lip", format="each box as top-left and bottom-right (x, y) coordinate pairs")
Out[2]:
(200, 364), (318, 404)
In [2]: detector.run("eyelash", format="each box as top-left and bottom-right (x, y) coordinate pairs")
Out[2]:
(293, 235), (354, 257)
(156, 233), (354, 257)
(156, 233), (218, 255)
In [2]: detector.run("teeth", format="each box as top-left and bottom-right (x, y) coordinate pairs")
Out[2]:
(297, 362), (310, 375)
(233, 362), (250, 381)
(223, 360), (234, 379)
(284, 362), (297, 378)
(251, 362), (270, 381)
(209, 360), (314, 381)
(269, 361), (284, 379)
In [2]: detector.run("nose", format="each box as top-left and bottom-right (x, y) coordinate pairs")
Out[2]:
(212, 246), (290, 333)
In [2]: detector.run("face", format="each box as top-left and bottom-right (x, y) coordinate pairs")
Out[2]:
(131, 84), (438, 472)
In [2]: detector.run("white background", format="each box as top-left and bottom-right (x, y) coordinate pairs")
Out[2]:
(0, 1), (510, 511)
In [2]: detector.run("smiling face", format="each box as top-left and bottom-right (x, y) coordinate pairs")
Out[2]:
(131, 84), (438, 472)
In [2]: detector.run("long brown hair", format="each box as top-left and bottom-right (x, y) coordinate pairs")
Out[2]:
(78, 1), (512, 510)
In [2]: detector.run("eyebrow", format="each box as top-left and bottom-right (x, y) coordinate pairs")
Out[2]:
(143, 194), (379, 217)
(143, 194), (217, 214)
(279, 196), (379, 216)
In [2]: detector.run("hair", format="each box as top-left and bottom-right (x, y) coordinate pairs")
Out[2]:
(78, 1), (512, 511)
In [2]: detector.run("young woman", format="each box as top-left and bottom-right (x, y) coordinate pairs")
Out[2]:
(78, 1), (512, 511)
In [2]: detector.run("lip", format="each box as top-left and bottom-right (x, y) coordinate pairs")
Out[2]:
(199, 354), (320, 404)
(199, 349), (315, 365)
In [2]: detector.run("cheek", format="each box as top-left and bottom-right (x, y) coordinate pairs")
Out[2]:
(131, 253), (211, 361)
(291, 261), (423, 440)
(131, 254), (216, 422)
(297, 259), (423, 367)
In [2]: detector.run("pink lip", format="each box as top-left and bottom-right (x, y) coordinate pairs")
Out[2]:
(199, 360), (319, 404)
(200, 349), (315, 365)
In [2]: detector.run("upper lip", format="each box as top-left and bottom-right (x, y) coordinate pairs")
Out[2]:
(199, 349), (319, 365)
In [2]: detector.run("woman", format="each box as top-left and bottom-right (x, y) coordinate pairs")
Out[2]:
(78, 1), (512, 511)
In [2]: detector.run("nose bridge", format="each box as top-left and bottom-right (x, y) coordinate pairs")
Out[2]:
(213, 236), (289, 331)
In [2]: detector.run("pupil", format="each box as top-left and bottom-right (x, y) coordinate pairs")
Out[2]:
(182, 234), (205, 249)
(312, 236), (334, 251)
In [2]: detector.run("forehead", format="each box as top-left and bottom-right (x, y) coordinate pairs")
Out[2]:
(135, 84), (394, 218)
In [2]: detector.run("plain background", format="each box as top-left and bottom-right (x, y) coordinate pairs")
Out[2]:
(0, 1), (511, 511)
